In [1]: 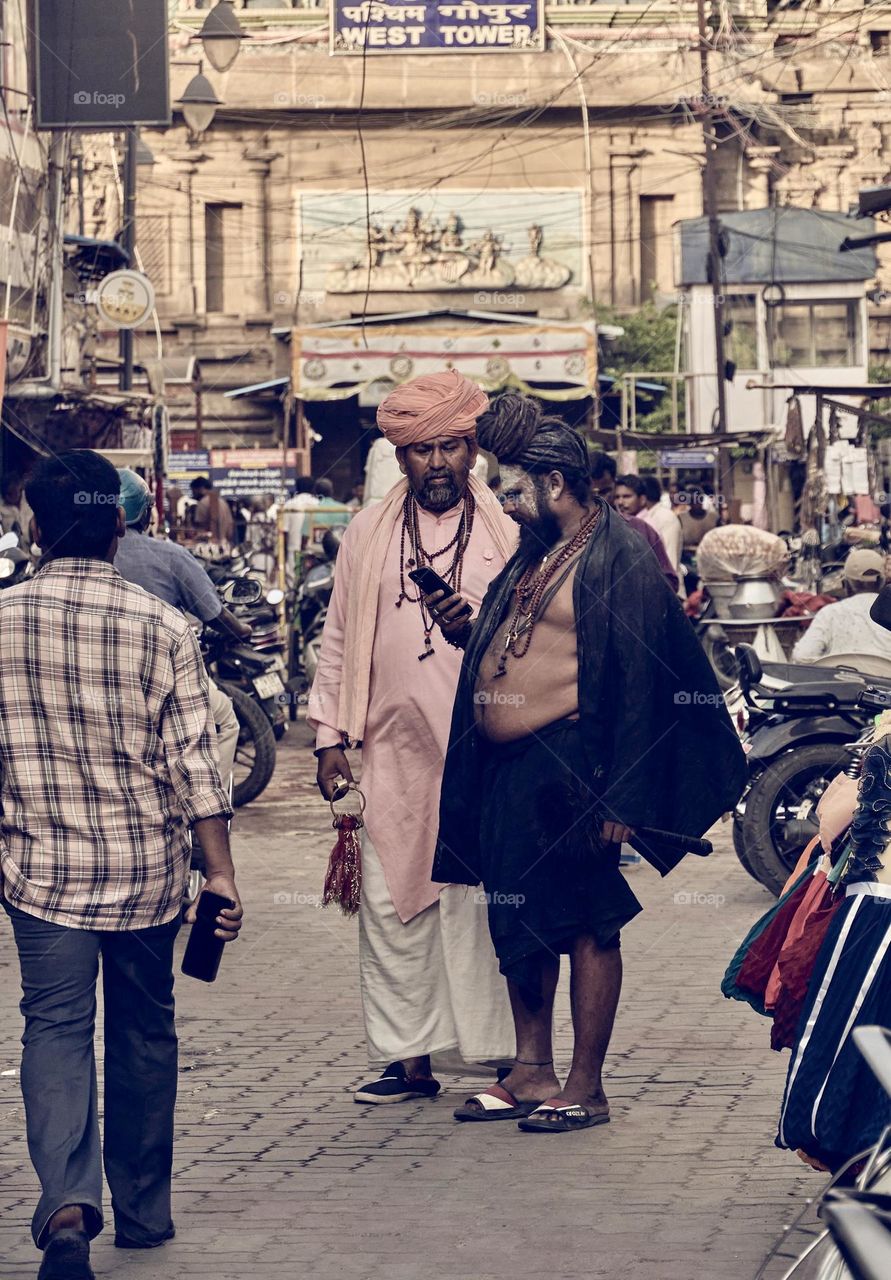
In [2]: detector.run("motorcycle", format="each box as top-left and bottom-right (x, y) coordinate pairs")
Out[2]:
(0, 531), (33, 589)
(730, 644), (891, 894)
(201, 578), (281, 807)
(287, 526), (343, 708)
(755, 1025), (891, 1280)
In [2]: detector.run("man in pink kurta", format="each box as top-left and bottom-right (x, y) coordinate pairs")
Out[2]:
(309, 371), (517, 1104)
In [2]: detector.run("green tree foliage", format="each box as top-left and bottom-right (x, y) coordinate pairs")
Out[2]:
(596, 303), (684, 433)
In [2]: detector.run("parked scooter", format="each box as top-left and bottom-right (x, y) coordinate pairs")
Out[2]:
(731, 644), (891, 894)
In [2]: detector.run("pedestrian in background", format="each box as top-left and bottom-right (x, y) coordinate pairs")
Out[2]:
(0, 451), (243, 1280)
(792, 549), (891, 664)
(589, 452), (678, 593)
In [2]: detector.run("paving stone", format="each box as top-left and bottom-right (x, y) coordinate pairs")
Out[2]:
(0, 725), (815, 1279)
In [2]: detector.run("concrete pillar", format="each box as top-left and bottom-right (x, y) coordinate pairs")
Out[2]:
(609, 147), (645, 306)
(166, 145), (208, 320)
(242, 145), (282, 316)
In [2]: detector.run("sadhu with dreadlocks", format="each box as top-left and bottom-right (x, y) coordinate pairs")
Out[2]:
(424, 393), (746, 1133)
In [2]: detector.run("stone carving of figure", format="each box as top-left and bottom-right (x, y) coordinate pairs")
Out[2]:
(473, 229), (502, 275)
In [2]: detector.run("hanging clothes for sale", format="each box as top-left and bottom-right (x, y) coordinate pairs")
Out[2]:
(799, 408), (828, 531)
(784, 395), (805, 460)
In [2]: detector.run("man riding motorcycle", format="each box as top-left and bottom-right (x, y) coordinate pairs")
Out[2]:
(113, 469), (246, 790)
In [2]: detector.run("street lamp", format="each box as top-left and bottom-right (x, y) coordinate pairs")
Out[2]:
(199, 1), (245, 73)
(174, 72), (222, 137)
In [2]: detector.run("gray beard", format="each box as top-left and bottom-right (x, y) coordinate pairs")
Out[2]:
(415, 475), (464, 512)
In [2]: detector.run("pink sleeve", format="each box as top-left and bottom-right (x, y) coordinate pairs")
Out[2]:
(307, 524), (354, 747)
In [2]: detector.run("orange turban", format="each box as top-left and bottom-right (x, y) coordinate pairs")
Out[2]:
(377, 370), (488, 447)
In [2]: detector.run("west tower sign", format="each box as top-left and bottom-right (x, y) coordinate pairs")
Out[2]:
(331, 0), (544, 55)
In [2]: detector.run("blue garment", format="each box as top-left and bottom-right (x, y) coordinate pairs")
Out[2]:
(776, 892), (891, 1168)
(309, 497), (351, 533)
(4, 899), (180, 1248)
(114, 528), (221, 623)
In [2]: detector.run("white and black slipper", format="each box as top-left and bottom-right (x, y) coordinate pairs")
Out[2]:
(354, 1061), (441, 1105)
(517, 1099), (610, 1133)
(454, 1083), (542, 1122)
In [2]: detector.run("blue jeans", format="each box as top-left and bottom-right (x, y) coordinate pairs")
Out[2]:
(3, 901), (180, 1248)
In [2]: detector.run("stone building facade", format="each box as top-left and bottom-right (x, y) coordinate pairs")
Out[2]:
(79, 0), (891, 482)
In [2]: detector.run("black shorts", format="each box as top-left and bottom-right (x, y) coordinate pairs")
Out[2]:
(478, 718), (642, 1002)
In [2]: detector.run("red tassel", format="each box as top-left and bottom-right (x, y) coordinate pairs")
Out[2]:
(322, 813), (363, 916)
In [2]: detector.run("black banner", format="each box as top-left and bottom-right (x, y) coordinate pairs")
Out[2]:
(34, 0), (170, 129)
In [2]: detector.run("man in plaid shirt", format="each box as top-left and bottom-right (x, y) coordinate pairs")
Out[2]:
(0, 451), (243, 1280)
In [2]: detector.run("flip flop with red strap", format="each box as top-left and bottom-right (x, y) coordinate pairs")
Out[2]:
(517, 1098), (610, 1133)
(453, 1082), (543, 1122)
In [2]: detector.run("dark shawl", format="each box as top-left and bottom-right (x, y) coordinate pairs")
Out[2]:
(433, 501), (747, 882)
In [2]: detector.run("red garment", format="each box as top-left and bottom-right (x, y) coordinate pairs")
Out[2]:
(770, 895), (844, 1050)
(736, 876), (812, 998)
(776, 591), (836, 619)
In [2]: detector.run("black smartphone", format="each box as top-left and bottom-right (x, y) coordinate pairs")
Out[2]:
(181, 889), (236, 984)
(408, 567), (472, 617)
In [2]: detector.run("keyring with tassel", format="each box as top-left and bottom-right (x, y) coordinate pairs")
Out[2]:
(322, 781), (367, 916)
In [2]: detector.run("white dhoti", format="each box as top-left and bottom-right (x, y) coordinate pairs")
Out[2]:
(358, 836), (515, 1067)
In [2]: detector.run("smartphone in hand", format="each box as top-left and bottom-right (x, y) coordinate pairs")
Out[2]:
(408, 567), (472, 618)
(182, 889), (236, 983)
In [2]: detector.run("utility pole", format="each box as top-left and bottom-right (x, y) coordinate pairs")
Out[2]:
(696, 0), (729, 440)
(119, 126), (138, 392)
(47, 132), (67, 389)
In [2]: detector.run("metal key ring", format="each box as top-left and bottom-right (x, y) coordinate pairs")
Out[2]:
(329, 780), (367, 819)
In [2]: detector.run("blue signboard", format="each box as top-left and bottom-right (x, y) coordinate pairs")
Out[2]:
(331, 0), (544, 55)
(658, 449), (718, 468)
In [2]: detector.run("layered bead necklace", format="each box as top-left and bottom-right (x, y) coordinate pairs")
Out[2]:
(493, 506), (599, 678)
(395, 489), (476, 661)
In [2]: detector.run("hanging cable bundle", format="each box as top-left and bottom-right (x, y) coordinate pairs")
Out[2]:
(322, 782), (366, 917)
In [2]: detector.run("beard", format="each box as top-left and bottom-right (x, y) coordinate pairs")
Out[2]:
(516, 508), (562, 561)
(416, 471), (463, 512)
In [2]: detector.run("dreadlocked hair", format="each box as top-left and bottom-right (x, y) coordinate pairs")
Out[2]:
(476, 392), (592, 503)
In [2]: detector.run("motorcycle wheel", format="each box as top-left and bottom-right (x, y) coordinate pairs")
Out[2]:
(732, 815), (763, 883)
(743, 741), (852, 896)
(224, 684), (277, 807)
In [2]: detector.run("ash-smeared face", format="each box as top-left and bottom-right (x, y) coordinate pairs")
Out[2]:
(499, 464), (561, 557)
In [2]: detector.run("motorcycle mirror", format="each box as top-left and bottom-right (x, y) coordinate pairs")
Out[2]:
(221, 578), (263, 606)
(0, 532), (18, 554)
(735, 643), (763, 690)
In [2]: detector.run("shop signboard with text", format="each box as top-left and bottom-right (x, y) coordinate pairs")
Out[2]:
(209, 449), (299, 501)
(331, 0), (543, 54)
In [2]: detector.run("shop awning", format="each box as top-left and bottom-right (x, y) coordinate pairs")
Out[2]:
(291, 313), (599, 403)
(224, 377), (290, 400)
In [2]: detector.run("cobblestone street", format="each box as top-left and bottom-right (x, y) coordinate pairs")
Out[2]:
(1, 724), (815, 1280)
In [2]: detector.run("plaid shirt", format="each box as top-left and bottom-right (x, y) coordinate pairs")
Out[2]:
(0, 559), (232, 931)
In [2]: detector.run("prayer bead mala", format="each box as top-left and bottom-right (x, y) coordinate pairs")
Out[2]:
(493, 507), (599, 678)
(396, 490), (476, 661)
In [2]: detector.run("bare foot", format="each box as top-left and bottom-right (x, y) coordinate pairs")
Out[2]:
(498, 1063), (561, 1103)
(548, 1074), (610, 1117)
